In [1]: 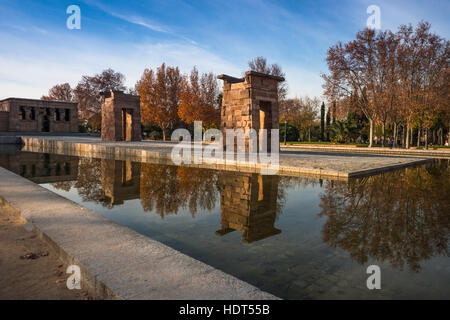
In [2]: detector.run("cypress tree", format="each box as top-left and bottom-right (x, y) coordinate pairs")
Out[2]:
(320, 102), (325, 141)
(326, 108), (331, 141)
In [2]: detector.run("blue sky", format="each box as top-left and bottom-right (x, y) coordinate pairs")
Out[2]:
(0, 0), (448, 100)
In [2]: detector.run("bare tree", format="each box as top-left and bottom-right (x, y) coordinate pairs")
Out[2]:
(74, 69), (126, 124)
(248, 56), (287, 101)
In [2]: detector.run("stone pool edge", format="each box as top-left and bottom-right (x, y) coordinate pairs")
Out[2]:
(20, 136), (432, 180)
(0, 167), (279, 300)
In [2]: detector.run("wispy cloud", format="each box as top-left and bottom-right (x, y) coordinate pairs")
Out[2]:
(84, 0), (169, 33)
(89, 1), (198, 44)
(1, 0), (447, 100)
(105, 10), (169, 33)
(0, 29), (239, 99)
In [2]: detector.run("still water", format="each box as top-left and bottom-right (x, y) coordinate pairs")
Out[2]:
(1, 150), (449, 299)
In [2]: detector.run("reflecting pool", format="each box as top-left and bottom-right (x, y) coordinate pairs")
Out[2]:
(1, 150), (449, 299)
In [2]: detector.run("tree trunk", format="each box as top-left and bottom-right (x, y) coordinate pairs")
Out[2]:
(406, 123), (410, 149)
(308, 127), (311, 142)
(382, 122), (386, 147)
(393, 123), (398, 148)
(425, 128), (428, 150)
(369, 119), (374, 148)
(448, 122), (450, 144)
(403, 125), (407, 148)
(162, 127), (166, 141)
(417, 128), (421, 148)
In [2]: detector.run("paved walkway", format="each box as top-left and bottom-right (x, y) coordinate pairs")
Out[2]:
(19, 136), (431, 179)
(0, 202), (91, 299)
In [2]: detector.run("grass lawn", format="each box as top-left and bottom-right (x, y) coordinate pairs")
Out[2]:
(283, 141), (380, 147)
(283, 141), (450, 150)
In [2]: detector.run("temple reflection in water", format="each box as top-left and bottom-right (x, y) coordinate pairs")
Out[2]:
(0, 148), (78, 184)
(216, 172), (281, 243)
(101, 160), (141, 205)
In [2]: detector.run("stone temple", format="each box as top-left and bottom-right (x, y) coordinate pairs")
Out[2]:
(217, 71), (285, 153)
(0, 98), (78, 133)
(101, 90), (142, 141)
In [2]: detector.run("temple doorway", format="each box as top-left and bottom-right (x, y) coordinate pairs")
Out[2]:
(122, 109), (133, 141)
(259, 101), (272, 153)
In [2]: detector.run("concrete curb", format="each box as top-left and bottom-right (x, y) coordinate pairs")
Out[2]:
(0, 167), (279, 300)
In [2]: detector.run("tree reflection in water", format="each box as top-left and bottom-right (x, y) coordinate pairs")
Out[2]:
(140, 163), (218, 218)
(319, 160), (450, 272)
(73, 157), (105, 205)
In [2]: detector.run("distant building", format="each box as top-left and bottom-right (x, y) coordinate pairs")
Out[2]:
(0, 98), (78, 133)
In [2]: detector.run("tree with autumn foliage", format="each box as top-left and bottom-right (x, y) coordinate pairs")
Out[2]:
(41, 83), (74, 101)
(136, 63), (182, 141)
(323, 22), (449, 148)
(397, 22), (449, 148)
(178, 67), (220, 129)
(279, 96), (320, 142)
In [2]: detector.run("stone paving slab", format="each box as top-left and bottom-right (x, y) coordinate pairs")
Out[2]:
(0, 167), (278, 300)
(18, 136), (431, 179)
(282, 144), (450, 158)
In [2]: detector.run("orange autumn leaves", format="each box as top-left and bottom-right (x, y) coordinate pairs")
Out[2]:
(136, 64), (181, 141)
(178, 68), (220, 129)
(136, 63), (220, 140)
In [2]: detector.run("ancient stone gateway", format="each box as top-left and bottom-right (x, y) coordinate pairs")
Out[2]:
(217, 71), (285, 153)
(101, 90), (142, 141)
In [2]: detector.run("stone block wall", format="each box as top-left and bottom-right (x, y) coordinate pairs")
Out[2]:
(0, 111), (8, 131)
(0, 98), (78, 133)
(218, 71), (284, 153)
